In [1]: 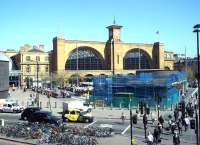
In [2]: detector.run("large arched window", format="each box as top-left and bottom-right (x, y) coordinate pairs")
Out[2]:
(123, 48), (152, 69)
(65, 46), (105, 70)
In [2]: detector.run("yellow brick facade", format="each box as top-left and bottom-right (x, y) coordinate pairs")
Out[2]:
(52, 24), (173, 78)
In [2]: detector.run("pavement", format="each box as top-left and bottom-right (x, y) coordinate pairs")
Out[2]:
(0, 87), (197, 145)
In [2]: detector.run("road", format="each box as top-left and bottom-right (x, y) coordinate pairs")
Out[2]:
(0, 87), (197, 145)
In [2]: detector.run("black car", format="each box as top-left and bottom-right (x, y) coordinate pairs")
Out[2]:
(21, 107), (41, 120)
(28, 111), (62, 126)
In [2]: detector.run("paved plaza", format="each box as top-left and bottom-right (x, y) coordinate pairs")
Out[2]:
(0, 88), (197, 145)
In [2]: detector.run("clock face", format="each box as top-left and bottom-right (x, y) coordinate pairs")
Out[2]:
(114, 30), (119, 36)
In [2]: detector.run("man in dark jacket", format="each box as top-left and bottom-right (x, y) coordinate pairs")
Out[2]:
(173, 132), (180, 145)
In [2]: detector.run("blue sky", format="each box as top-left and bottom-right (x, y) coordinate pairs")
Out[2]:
(0, 0), (199, 57)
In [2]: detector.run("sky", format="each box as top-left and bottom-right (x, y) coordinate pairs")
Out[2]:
(0, 0), (199, 57)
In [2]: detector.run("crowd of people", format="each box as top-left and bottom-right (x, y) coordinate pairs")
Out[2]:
(145, 91), (198, 145)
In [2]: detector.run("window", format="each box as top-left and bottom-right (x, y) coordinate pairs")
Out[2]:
(45, 65), (49, 72)
(26, 56), (31, 61)
(36, 56), (40, 61)
(26, 65), (31, 72)
(65, 47), (105, 70)
(45, 56), (49, 61)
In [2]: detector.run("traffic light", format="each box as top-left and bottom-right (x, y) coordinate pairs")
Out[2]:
(190, 119), (195, 129)
(143, 114), (148, 125)
(132, 115), (137, 124)
(178, 102), (182, 111)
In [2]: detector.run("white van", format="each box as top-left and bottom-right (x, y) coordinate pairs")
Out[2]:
(0, 100), (24, 113)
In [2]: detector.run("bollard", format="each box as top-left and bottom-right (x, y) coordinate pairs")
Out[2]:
(1, 119), (5, 127)
(120, 103), (122, 110)
(54, 102), (57, 108)
(40, 102), (42, 108)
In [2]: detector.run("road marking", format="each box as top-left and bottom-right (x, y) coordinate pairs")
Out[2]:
(84, 120), (97, 128)
(121, 125), (130, 135)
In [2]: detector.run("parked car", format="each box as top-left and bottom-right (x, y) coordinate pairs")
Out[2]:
(0, 101), (24, 113)
(20, 107), (41, 120)
(62, 108), (93, 123)
(28, 111), (63, 126)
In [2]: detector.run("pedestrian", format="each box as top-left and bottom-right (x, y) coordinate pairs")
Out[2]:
(153, 127), (160, 145)
(184, 117), (190, 132)
(147, 132), (154, 145)
(171, 121), (176, 134)
(121, 112), (125, 124)
(177, 119), (182, 134)
(158, 115), (164, 127)
(173, 132), (180, 145)
(174, 109), (179, 121)
(168, 118), (172, 130)
(157, 122), (163, 134)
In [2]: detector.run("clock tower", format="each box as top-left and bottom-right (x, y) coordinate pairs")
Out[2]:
(106, 22), (122, 41)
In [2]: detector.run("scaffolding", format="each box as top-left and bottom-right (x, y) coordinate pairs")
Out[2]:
(91, 71), (187, 109)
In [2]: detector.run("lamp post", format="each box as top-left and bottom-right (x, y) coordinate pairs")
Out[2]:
(36, 61), (39, 107)
(193, 24), (200, 145)
(130, 109), (133, 145)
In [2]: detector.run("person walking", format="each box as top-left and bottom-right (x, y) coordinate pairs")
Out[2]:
(143, 113), (148, 138)
(177, 119), (182, 135)
(174, 109), (179, 122)
(147, 132), (154, 145)
(171, 121), (176, 134)
(158, 115), (164, 127)
(157, 122), (163, 134)
(153, 127), (160, 145)
(121, 112), (125, 124)
(184, 117), (190, 132)
(173, 132), (180, 145)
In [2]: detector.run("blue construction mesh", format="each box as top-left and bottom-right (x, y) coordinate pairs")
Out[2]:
(91, 71), (187, 109)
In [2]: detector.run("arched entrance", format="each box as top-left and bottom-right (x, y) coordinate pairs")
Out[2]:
(84, 74), (93, 82)
(65, 46), (105, 70)
(164, 67), (170, 70)
(123, 48), (152, 69)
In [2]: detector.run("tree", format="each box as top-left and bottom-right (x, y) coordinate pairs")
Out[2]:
(53, 72), (70, 88)
(187, 67), (195, 80)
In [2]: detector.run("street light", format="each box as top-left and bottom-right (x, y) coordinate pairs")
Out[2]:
(36, 61), (39, 107)
(193, 24), (200, 145)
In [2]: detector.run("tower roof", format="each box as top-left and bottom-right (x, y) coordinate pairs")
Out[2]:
(106, 24), (123, 29)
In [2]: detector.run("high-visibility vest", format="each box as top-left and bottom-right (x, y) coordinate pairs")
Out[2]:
(131, 137), (137, 145)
